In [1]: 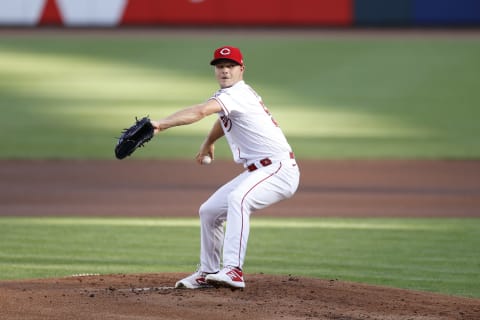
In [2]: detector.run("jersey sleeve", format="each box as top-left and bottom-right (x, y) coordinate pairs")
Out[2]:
(210, 90), (242, 116)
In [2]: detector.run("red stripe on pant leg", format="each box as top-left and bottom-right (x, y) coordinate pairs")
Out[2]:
(237, 163), (283, 267)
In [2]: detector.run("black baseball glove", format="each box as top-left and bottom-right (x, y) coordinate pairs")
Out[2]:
(115, 116), (154, 160)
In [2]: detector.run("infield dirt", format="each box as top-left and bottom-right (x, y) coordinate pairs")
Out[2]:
(1, 159), (480, 319)
(1, 273), (480, 320)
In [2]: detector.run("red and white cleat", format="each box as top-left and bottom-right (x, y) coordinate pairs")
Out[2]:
(206, 266), (245, 289)
(175, 270), (215, 289)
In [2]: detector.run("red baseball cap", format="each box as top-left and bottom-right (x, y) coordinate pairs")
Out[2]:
(210, 46), (244, 66)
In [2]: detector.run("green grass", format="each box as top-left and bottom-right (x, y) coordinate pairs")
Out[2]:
(0, 35), (480, 159)
(0, 217), (479, 298)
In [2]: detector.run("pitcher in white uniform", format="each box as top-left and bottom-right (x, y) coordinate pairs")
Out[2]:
(151, 46), (300, 289)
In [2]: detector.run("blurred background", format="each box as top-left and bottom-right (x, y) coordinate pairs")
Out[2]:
(1, 1), (479, 296)
(1, 0), (480, 28)
(0, 0), (479, 159)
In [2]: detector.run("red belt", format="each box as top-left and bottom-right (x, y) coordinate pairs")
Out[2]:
(247, 152), (295, 172)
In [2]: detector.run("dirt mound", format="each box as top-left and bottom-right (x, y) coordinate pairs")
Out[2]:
(1, 273), (479, 320)
(1, 160), (480, 319)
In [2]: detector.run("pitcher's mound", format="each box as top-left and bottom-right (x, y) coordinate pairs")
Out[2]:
(1, 273), (479, 319)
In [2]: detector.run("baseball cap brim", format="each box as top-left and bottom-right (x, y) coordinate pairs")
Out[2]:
(210, 58), (242, 66)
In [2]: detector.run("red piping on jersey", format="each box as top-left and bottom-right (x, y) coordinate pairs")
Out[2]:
(212, 97), (229, 116)
(237, 162), (283, 267)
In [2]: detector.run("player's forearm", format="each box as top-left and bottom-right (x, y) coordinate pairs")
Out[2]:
(205, 119), (224, 144)
(197, 119), (224, 160)
(155, 104), (208, 131)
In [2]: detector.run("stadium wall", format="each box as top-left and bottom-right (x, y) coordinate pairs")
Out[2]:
(0, 0), (479, 27)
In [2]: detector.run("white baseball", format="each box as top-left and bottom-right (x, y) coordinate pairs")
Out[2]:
(201, 155), (212, 165)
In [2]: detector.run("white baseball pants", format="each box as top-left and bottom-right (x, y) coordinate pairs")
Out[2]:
(198, 158), (300, 272)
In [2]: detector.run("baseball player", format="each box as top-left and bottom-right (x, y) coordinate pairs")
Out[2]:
(151, 46), (300, 289)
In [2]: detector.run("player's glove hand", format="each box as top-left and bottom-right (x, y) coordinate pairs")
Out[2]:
(115, 116), (154, 160)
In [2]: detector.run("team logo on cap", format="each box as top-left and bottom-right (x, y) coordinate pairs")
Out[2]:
(220, 48), (231, 55)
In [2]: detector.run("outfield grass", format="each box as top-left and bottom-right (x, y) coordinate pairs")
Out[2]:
(1, 32), (478, 300)
(0, 35), (479, 159)
(0, 217), (479, 298)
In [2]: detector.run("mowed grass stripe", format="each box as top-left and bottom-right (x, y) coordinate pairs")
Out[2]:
(1, 37), (479, 159)
(0, 217), (478, 298)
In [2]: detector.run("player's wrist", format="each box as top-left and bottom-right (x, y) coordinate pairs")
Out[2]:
(152, 120), (170, 132)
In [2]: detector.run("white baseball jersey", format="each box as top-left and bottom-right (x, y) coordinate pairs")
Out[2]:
(198, 80), (299, 273)
(211, 80), (293, 167)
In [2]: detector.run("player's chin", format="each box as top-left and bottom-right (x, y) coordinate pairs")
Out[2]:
(219, 79), (232, 88)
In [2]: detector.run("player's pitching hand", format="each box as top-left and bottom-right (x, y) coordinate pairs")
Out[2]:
(196, 152), (213, 165)
(196, 141), (215, 165)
